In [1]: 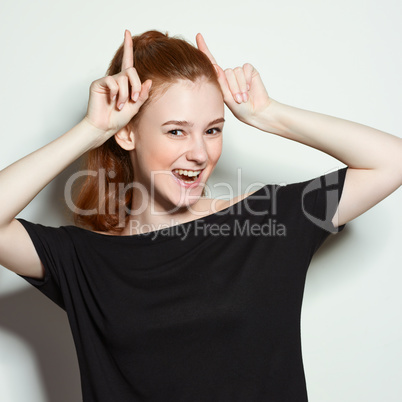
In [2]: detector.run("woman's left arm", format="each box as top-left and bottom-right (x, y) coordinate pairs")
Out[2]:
(196, 34), (402, 228)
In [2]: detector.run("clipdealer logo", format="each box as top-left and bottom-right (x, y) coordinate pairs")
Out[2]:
(301, 168), (343, 233)
(63, 166), (343, 237)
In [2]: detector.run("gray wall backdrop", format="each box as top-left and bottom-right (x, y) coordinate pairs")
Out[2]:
(0, 0), (401, 401)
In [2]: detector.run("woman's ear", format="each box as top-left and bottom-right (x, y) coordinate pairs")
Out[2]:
(114, 125), (135, 151)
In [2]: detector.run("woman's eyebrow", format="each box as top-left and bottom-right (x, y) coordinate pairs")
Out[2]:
(161, 118), (225, 127)
(208, 118), (225, 125)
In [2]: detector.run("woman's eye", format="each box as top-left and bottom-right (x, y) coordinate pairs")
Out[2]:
(206, 127), (222, 135)
(168, 129), (184, 136)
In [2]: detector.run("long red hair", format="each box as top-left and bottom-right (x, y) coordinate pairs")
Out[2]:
(72, 30), (220, 233)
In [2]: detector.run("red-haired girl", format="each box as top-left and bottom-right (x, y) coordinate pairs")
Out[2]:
(0, 29), (400, 401)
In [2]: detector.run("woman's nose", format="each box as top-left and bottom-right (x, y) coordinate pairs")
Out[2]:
(185, 136), (208, 164)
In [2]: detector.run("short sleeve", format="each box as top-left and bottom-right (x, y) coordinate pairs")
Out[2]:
(16, 218), (70, 310)
(273, 167), (348, 261)
(301, 167), (348, 251)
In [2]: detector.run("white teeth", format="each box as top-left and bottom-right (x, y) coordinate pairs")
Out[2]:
(173, 169), (202, 177)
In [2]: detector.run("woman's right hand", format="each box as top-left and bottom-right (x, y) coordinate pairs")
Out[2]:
(84, 29), (152, 138)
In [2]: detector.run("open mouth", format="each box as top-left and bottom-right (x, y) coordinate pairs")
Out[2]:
(172, 168), (203, 183)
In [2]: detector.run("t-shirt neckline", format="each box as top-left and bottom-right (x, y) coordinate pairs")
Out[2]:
(70, 185), (269, 243)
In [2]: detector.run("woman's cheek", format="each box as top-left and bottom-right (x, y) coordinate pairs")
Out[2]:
(209, 138), (223, 163)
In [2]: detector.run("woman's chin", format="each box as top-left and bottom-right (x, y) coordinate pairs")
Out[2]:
(172, 190), (204, 209)
(167, 173), (207, 208)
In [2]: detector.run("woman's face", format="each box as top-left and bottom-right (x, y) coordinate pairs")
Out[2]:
(129, 78), (224, 212)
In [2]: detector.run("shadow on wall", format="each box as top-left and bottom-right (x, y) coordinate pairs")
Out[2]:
(0, 156), (87, 401)
(0, 288), (81, 402)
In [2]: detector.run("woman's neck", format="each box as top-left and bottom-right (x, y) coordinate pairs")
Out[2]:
(121, 196), (226, 236)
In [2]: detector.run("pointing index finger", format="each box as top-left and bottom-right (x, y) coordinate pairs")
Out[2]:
(122, 29), (134, 71)
(196, 33), (218, 65)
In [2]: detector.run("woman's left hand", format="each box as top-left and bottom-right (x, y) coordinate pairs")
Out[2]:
(196, 33), (272, 127)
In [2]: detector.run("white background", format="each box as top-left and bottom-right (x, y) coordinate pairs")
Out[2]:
(0, 0), (401, 401)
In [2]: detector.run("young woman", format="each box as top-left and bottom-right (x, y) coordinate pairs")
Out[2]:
(0, 29), (401, 401)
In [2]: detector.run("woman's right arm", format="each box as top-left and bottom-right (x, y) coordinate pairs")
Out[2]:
(0, 120), (113, 279)
(0, 29), (150, 279)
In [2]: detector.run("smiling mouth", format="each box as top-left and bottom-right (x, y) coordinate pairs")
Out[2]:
(172, 168), (203, 183)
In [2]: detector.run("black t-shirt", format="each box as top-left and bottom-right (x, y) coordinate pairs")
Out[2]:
(17, 167), (348, 402)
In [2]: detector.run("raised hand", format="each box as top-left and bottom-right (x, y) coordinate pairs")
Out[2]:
(196, 33), (271, 126)
(84, 29), (152, 137)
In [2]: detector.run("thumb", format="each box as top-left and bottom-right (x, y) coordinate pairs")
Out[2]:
(136, 79), (153, 105)
(213, 64), (235, 106)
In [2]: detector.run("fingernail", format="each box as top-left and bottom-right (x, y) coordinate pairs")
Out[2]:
(118, 102), (125, 110)
(242, 92), (248, 102)
(247, 84), (250, 91)
(112, 94), (116, 101)
(133, 92), (139, 102)
(214, 65), (219, 76)
(235, 93), (242, 103)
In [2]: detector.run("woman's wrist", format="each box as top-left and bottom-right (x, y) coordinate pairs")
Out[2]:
(249, 98), (289, 137)
(79, 117), (116, 151)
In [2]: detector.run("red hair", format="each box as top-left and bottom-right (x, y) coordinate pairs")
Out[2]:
(72, 30), (220, 233)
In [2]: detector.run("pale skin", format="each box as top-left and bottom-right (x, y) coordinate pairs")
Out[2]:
(0, 29), (401, 281)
